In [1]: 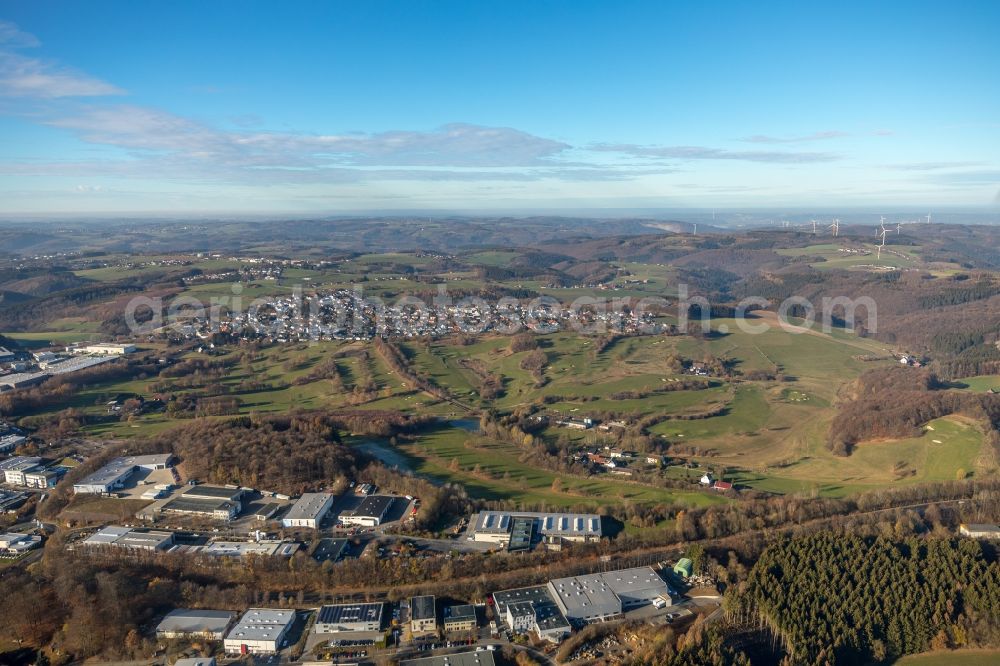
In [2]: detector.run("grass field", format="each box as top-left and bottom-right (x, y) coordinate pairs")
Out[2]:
(356, 425), (727, 510)
(776, 242), (922, 271)
(955, 375), (1000, 393)
(894, 650), (1000, 665)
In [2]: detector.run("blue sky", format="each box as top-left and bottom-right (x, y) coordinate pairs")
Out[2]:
(0, 0), (998, 215)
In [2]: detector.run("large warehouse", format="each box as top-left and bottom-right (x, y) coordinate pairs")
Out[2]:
(82, 525), (175, 552)
(471, 511), (602, 548)
(156, 608), (236, 639)
(159, 485), (243, 522)
(314, 603), (385, 633)
(73, 453), (174, 494)
(223, 608), (295, 655)
(281, 492), (335, 528)
(546, 566), (674, 625)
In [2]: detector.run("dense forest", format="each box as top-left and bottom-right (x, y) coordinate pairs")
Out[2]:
(737, 533), (1000, 665)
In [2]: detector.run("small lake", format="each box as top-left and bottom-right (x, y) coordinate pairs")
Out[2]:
(355, 439), (414, 471)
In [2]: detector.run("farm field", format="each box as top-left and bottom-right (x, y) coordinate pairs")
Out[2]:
(894, 650), (1000, 665)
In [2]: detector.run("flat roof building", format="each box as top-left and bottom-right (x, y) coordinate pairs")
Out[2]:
(282, 492), (335, 529)
(314, 603), (385, 633)
(960, 523), (1000, 539)
(471, 511), (602, 549)
(75, 343), (137, 356)
(547, 566), (673, 625)
(340, 494), (394, 527)
(0, 532), (43, 554)
(0, 434), (26, 454)
(400, 652), (496, 666)
(443, 604), (477, 633)
(492, 585), (570, 642)
(224, 609), (295, 655)
(0, 456), (43, 486)
(156, 608), (236, 640)
(157, 485), (243, 522)
(73, 454), (173, 495)
(82, 525), (175, 552)
(185, 540), (300, 558)
(410, 595), (437, 633)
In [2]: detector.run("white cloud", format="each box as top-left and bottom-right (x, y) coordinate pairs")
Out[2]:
(0, 20), (40, 48)
(0, 20), (123, 98)
(591, 142), (838, 163)
(742, 130), (849, 144)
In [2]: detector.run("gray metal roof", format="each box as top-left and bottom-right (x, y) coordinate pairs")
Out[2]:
(400, 651), (496, 666)
(283, 492), (334, 521)
(156, 608), (235, 635)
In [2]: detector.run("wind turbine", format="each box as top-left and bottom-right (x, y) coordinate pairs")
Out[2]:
(876, 219), (889, 260)
(811, 219), (817, 234)
(829, 218), (840, 237)
(926, 213), (932, 224)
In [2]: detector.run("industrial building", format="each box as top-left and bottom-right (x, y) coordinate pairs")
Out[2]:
(73, 343), (137, 356)
(159, 485), (243, 521)
(400, 652), (496, 666)
(23, 468), (61, 488)
(73, 453), (174, 495)
(188, 540), (300, 558)
(442, 604), (477, 633)
(0, 532), (43, 554)
(410, 595), (437, 633)
(492, 585), (570, 642)
(547, 566), (673, 625)
(314, 603), (385, 633)
(82, 525), (175, 551)
(339, 494), (395, 527)
(155, 608), (236, 639)
(0, 433), (26, 454)
(471, 511), (602, 548)
(281, 492), (334, 529)
(0, 456), (43, 485)
(224, 608), (296, 655)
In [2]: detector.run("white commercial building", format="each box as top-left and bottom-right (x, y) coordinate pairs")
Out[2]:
(339, 494), (394, 527)
(74, 343), (137, 356)
(282, 492), (334, 529)
(224, 609), (295, 655)
(0, 456), (43, 485)
(0, 532), (43, 554)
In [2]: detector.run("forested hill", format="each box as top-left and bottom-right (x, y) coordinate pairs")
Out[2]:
(738, 532), (1000, 665)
